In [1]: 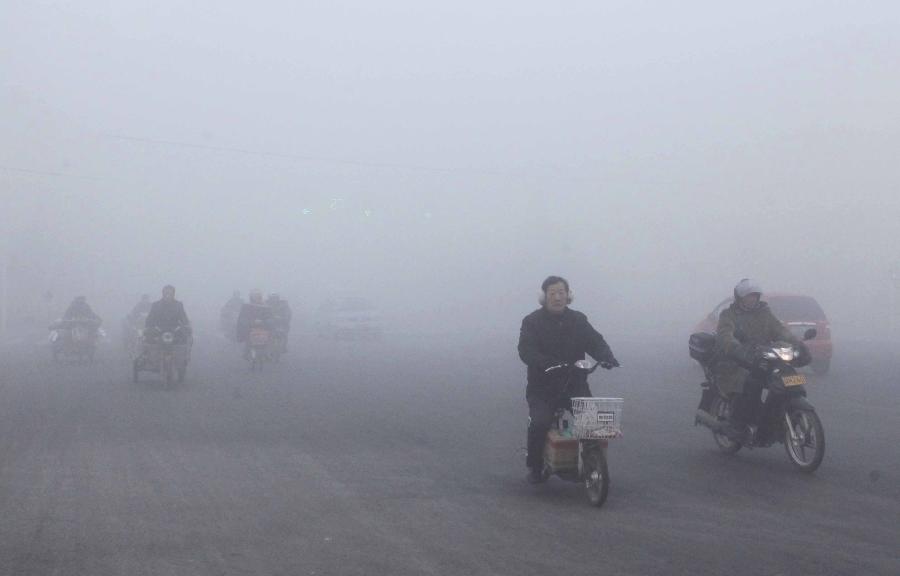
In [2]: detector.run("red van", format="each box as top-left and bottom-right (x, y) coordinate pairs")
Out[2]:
(695, 293), (833, 375)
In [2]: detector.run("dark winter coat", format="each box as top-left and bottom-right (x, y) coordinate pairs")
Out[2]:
(64, 300), (101, 323)
(269, 300), (292, 331)
(518, 307), (615, 398)
(145, 299), (190, 332)
(712, 301), (806, 395)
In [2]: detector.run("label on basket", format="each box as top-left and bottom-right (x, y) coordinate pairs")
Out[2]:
(597, 411), (615, 423)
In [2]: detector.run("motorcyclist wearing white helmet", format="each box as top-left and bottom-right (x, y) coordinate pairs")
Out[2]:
(713, 279), (811, 442)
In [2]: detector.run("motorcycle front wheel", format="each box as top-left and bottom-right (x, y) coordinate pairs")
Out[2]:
(583, 448), (610, 507)
(784, 409), (825, 473)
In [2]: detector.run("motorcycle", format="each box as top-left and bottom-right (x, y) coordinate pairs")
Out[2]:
(49, 318), (101, 362)
(134, 325), (192, 387)
(690, 329), (825, 473)
(537, 360), (624, 507)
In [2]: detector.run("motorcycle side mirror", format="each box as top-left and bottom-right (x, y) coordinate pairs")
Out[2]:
(803, 328), (817, 341)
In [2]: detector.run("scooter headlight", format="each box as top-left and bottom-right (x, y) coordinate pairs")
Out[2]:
(162, 332), (175, 344)
(773, 347), (796, 362)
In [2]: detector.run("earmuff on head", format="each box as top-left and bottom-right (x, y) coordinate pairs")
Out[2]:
(538, 290), (574, 306)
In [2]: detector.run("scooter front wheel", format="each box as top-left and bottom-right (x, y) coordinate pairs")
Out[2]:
(583, 448), (610, 507)
(784, 409), (825, 473)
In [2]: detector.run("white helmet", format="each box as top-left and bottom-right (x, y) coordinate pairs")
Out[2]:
(734, 278), (763, 305)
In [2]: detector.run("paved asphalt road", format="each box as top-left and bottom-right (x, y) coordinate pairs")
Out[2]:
(0, 333), (897, 575)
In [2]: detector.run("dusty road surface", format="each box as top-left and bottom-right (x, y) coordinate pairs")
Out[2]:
(0, 333), (897, 575)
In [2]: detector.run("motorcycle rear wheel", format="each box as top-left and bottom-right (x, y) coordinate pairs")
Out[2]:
(784, 409), (825, 473)
(710, 396), (742, 454)
(583, 449), (610, 507)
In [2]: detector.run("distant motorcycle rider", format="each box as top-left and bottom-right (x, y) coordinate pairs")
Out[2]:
(63, 296), (101, 324)
(267, 293), (292, 351)
(220, 291), (243, 338)
(518, 276), (619, 484)
(236, 289), (272, 343)
(145, 285), (191, 339)
(128, 294), (152, 322)
(713, 279), (811, 442)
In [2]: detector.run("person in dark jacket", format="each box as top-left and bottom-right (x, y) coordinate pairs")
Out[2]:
(713, 279), (810, 442)
(145, 285), (190, 335)
(128, 294), (152, 322)
(518, 276), (619, 484)
(236, 289), (272, 343)
(220, 291), (243, 336)
(63, 296), (101, 323)
(267, 293), (292, 351)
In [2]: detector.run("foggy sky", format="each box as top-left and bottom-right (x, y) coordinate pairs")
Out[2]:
(3, 1), (900, 339)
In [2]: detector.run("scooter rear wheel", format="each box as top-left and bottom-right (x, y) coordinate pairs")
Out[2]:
(710, 396), (742, 454)
(583, 449), (610, 507)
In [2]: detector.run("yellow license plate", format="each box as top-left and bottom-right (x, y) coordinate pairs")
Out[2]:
(782, 374), (807, 387)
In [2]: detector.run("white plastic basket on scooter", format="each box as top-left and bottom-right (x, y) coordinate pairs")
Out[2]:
(570, 397), (624, 440)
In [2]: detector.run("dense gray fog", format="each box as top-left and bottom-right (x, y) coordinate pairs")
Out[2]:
(3, 1), (900, 340)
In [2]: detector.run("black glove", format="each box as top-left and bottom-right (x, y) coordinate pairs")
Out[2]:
(735, 344), (761, 370)
(751, 346), (771, 372)
(600, 357), (620, 370)
(794, 344), (812, 367)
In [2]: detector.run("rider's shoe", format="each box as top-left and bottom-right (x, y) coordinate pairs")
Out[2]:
(744, 424), (758, 447)
(526, 468), (545, 484)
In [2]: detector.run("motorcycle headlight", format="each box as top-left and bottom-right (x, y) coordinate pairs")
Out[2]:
(773, 347), (796, 362)
(162, 332), (175, 344)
